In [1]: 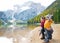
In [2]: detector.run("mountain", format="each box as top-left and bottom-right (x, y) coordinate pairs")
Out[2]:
(23, 1), (45, 14)
(1, 1), (45, 23)
(14, 8), (37, 21)
(0, 11), (8, 23)
(28, 0), (60, 23)
(14, 1), (45, 21)
(4, 10), (14, 20)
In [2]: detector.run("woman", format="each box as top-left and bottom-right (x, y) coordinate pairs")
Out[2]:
(40, 16), (45, 40)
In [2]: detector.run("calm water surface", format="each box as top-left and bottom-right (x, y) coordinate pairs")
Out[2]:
(0, 24), (40, 37)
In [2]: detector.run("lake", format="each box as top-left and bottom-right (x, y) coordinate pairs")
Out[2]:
(0, 24), (40, 37)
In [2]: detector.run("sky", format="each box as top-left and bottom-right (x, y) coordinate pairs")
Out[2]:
(0, 0), (56, 11)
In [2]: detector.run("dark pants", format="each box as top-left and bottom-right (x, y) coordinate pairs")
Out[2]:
(41, 27), (45, 38)
(44, 29), (53, 42)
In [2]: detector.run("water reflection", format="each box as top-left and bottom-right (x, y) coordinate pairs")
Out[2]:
(0, 24), (40, 43)
(0, 24), (40, 37)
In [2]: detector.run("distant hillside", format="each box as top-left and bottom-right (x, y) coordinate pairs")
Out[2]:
(0, 11), (8, 23)
(14, 1), (45, 21)
(28, 0), (60, 24)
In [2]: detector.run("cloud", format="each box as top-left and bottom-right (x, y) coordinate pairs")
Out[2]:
(0, 0), (55, 11)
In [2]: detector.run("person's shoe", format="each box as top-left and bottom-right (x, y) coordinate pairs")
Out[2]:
(41, 37), (45, 40)
(49, 38), (52, 40)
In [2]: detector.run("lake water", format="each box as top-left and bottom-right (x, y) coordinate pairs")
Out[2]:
(0, 24), (40, 37)
(0, 24), (40, 43)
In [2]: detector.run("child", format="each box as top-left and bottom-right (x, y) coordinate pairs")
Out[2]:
(44, 16), (53, 43)
(39, 16), (45, 40)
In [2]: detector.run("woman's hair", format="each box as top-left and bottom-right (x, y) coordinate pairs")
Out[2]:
(41, 16), (45, 19)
